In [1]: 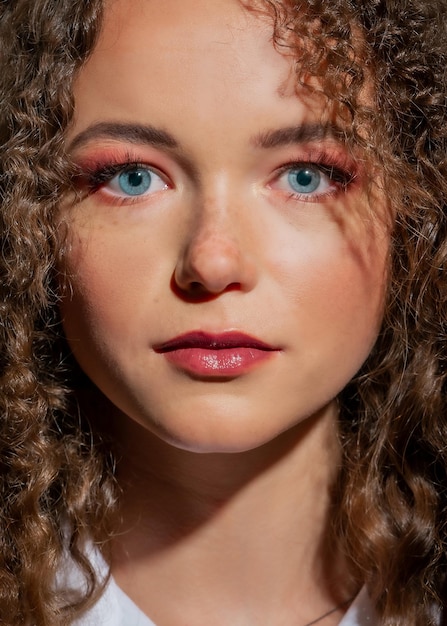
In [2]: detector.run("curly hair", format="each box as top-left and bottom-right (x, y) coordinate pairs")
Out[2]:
(1, 0), (447, 624)
(0, 2), (115, 624)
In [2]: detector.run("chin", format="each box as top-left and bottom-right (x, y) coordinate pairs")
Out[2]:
(130, 406), (324, 457)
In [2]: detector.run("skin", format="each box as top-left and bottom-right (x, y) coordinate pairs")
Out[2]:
(60, 0), (389, 624)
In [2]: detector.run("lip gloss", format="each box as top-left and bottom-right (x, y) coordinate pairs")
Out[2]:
(154, 331), (279, 378)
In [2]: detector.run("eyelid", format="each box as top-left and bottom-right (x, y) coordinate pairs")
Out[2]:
(268, 159), (356, 202)
(70, 159), (174, 215)
(84, 161), (169, 189)
(68, 156), (175, 208)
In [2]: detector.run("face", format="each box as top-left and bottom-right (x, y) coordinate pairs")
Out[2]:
(60, 0), (389, 454)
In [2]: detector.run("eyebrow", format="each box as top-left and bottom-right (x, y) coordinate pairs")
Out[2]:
(70, 121), (346, 151)
(68, 122), (179, 153)
(68, 121), (202, 179)
(253, 123), (346, 149)
(67, 120), (348, 180)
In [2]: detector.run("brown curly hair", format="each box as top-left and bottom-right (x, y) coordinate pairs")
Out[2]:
(1, 0), (447, 624)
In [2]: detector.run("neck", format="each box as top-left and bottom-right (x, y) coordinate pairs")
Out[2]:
(107, 403), (353, 626)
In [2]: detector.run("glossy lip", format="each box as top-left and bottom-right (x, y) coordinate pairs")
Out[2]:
(153, 331), (280, 378)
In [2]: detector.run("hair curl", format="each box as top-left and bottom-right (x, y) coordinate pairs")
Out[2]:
(1, 0), (447, 624)
(0, 2), (116, 625)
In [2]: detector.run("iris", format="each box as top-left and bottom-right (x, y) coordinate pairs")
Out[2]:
(288, 167), (321, 194)
(118, 168), (152, 196)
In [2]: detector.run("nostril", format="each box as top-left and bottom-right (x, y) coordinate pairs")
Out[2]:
(187, 280), (241, 295)
(189, 281), (206, 294)
(170, 274), (211, 301)
(170, 273), (243, 303)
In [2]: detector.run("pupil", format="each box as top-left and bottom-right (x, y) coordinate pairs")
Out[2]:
(296, 169), (313, 187)
(288, 167), (320, 194)
(127, 171), (143, 187)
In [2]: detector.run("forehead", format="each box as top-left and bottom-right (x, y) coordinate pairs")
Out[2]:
(101, 0), (274, 48)
(73, 0), (303, 129)
(98, 0), (280, 71)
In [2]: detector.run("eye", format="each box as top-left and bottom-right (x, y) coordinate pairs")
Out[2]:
(275, 164), (333, 198)
(287, 167), (323, 194)
(269, 158), (356, 202)
(106, 166), (168, 197)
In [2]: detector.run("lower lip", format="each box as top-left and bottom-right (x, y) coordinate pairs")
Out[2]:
(161, 347), (276, 377)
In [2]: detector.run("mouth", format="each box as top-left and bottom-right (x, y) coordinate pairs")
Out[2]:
(153, 331), (279, 378)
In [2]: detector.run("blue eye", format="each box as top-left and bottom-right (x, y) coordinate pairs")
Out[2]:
(99, 165), (168, 198)
(118, 169), (152, 196)
(271, 162), (344, 200)
(287, 167), (321, 194)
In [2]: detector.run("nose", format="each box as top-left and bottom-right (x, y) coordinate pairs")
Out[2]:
(173, 194), (257, 297)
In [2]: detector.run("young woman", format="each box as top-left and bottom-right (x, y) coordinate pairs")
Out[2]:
(0, 0), (446, 624)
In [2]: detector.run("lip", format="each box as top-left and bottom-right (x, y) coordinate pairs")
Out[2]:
(153, 331), (280, 378)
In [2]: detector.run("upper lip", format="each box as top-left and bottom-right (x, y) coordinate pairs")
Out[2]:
(153, 331), (278, 352)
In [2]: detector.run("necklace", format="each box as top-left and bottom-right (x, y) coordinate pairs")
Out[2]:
(302, 596), (354, 626)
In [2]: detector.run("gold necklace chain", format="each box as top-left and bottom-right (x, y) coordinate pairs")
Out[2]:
(302, 595), (355, 626)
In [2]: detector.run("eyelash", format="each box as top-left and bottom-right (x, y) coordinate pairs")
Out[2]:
(82, 160), (168, 194)
(78, 151), (356, 205)
(272, 157), (356, 201)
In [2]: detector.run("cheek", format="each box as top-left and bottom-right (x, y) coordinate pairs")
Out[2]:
(273, 217), (388, 355)
(61, 223), (160, 323)
(59, 230), (147, 373)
